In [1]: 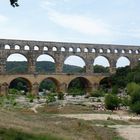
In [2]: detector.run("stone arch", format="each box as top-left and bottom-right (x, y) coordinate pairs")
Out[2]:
(39, 77), (61, 93)
(9, 77), (32, 94)
(92, 48), (96, 53)
(52, 46), (57, 52)
(69, 47), (73, 52)
(15, 45), (20, 50)
(24, 45), (30, 50)
(43, 46), (48, 51)
(77, 48), (81, 52)
(129, 49), (132, 54)
(99, 48), (103, 53)
(7, 53), (27, 61)
(84, 48), (89, 53)
(5, 44), (10, 50)
(99, 77), (112, 90)
(116, 56), (130, 68)
(36, 54), (56, 73)
(63, 55), (86, 73)
(121, 49), (125, 54)
(68, 77), (92, 94)
(6, 53), (28, 73)
(114, 49), (118, 53)
(61, 47), (66, 52)
(135, 50), (139, 54)
(93, 56), (110, 66)
(34, 46), (39, 50)
(107, 49), (111, 53)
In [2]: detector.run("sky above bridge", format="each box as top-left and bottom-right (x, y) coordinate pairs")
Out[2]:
(0, 0), (139, 67)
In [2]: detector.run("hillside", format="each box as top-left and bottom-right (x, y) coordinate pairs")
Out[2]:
(6, 61), (83, 73)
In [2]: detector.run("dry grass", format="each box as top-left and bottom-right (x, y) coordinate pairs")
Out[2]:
(0, 107), (123, 140)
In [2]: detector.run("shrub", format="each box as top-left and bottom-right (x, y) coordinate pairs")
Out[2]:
(111, 86), (118, 94)
(90, 89), (105, 97)
(46, 93), (56, 103)
(57, 92), (64, 100)
(105, 94), (119, 110)
(68, 88), (85, 96)
(27, 94), (35, 103)
(130, 102), (140, 114)
(121, 96), (130, 106)
(127, 82), (140, 95)
(8, 89), (19, 95)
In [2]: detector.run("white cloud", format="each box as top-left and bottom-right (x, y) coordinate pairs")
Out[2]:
(47, 9), (112, 37)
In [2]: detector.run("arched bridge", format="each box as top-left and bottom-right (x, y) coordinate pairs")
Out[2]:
(0, 39), (140, 95)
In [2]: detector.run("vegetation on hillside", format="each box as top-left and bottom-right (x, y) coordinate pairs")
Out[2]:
(6, 61), (109, 74)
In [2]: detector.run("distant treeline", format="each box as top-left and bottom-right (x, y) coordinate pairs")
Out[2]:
(6, 61), (109, 73)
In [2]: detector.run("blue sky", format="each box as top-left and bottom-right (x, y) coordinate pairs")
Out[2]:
(0, 0), (139, 67)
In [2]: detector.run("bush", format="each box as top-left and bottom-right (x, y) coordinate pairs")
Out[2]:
(90, 89), (105, 97)
(68, 88), (85, 96)
(127, 82), (140, 95)
(121, 96), (130, 106)
(105, 94), (119, 110)
(27, 94), (35, 103)
(57, 92), (64, 100)
(8, 89), (19, 95)
(130, 102), (140, 114)
(46, 93), (56, 103)
(111, 86), (118, 94)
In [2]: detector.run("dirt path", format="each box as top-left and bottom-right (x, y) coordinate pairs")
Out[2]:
(59, 114), (140, 140)
(59, 113), (140, 121)
(115, 125), (140, 140)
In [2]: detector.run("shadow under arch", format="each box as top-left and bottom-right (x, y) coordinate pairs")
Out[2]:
(39, 77), (61, 93)
(99, 77), (112, 91)
(36, 54), (56, 73)
(63, 55), (86, 73)
(9, 77), (32, 95)
(68, 77), (92, 95)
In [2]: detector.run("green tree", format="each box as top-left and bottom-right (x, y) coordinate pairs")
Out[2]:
(105, 94), (119, 110)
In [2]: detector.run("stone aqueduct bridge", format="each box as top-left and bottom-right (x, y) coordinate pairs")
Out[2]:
(0, 39), (140, 95)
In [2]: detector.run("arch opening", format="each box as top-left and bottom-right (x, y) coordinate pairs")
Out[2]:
(61, 47), (65, 52)
(68, 77), (92, 96)
(99, 77), (112, 92)
(93, 56), (110, 73)
(15, 45), (20, 50)
(24, 45), (30, 50)
(52, 47), (57, 51)
(5, 44), (10, 50)
(84, 48), (88, 53)
(77, 48), (81, 52)
(92, 48), (96, 53)
(69, 47), (73, 52)
(34, 46), (39, 50)
(63, 55), (85, 73)
(39, 77), (60, 94)
(9, 77), (32, 95)
(99, 49), (103, 53)
(116, 56), (130, 68)
(36, 54), (55, 73)
(114, 49), (118, 53)
(6, 53), (28, 73)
